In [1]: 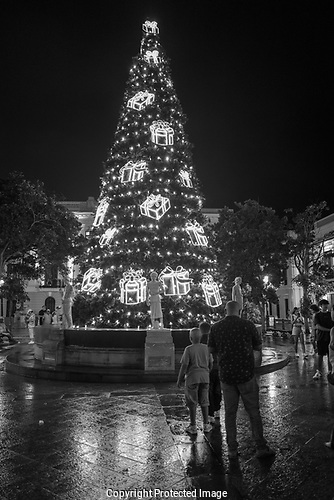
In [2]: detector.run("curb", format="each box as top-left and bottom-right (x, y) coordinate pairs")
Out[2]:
(5, 345), (290, 383)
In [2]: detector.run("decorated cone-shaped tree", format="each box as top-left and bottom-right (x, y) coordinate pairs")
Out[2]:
(77, 20), (222, 328)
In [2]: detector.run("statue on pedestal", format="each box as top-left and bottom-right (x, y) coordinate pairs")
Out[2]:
(232, 276), (243, 315)
(146, 271), (164, 329)
(62, 277), (74, 329)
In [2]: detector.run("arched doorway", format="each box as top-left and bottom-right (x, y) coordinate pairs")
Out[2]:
(45, 296), (55, 313)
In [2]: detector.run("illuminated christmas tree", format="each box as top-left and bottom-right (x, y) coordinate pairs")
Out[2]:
(76, 20), (222, 328)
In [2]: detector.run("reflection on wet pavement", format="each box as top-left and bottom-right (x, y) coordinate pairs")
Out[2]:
(1, 335), (334, 499)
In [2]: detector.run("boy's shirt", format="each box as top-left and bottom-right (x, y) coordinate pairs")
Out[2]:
(180, 343), (210, 385)
(314, 311), (334, 342)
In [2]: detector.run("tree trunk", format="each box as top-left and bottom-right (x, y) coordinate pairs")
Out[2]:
(258, 302), (266, 335)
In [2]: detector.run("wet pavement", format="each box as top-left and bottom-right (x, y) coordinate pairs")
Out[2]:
(1, 330), (334, 500)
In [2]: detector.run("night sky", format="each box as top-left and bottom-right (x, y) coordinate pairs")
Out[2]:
(2, 1), (333, 215)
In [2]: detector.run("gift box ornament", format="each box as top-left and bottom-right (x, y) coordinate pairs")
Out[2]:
(185, 220), (208, 246)
(120, 269), (147, 305)
(201, 275), (222, 308)
(127, 91), (155, 111)
(140, 193), (171, 220)
(81, 268), (102, 293)
(179, 169), (193, 188)
(158, 266), (193, 296)
(144, 50), (161, 64)
(120, 160), (148, 183)
(99, 227), (117, 247)
(150, 120), (174, 146)
(142, 20), (159, 34)
(93, 199), (109, 227)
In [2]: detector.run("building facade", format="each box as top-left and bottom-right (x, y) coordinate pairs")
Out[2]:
(4, 199), (334, 325)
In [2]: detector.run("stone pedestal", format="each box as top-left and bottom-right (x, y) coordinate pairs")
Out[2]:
(33, 326), (65, 366)
(145, 329), (175, 371)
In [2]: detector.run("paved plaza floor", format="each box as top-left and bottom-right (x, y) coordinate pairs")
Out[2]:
(1, 329), (334, 499)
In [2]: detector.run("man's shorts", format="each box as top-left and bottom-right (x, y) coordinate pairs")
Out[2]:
(317, 340), (329, 357)
(185, 382), (209, 407)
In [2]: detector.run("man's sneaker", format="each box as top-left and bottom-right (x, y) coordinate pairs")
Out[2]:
(325, 442), (334, 449)
(313, 370), (322, 380)
(214, 410), (220, 419)
(203, 423), (213, 433)
(303, 354), (308, 359)
(255, 446), (276, 459)
(208, 416), (215, 424)
(228, 448), (238, 459)
(185, 425), (197, 435)
(295, 353), (299, 358)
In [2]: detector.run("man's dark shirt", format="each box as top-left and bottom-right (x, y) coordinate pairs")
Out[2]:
(314, 311), (334, 343)
(208, 316), (262, 385)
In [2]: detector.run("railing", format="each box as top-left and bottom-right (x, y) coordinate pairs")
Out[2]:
(266, 317), (292, 333)
(39, 279), (65, 289)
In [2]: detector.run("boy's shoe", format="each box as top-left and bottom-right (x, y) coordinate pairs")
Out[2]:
(313, 370), (322, 380)
(227, 448), (238, 459)
(208, 416), (215, 424)
(214, 410), (220, 419)
(203, 423), (213, 433)
(255, 446), (276, 459)
(185, 425), (197, 435)
(303, 354), (308, 359)
(325, 442), (334, 449)
(295, 353), (299, 358)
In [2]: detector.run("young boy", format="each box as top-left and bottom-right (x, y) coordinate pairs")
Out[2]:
(200, 321), (221, 424)
(177, 327), (213, 434)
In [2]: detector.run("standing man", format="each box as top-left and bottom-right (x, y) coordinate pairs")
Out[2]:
(313, 299), (334, 380)
(208, 300), (275, 459)
(232, 277), (243, 316)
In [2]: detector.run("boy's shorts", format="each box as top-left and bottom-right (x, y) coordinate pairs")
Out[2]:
(185, 382), (209, 407)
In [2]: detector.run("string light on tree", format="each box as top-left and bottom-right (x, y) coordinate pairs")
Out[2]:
(140, 193), (171, 220)
(179, 170), (193, 188)
(185, 220), (208, 246)
(201, 275), (222, 308)
(81, 268), (103, 293)
(120, 269), (147, 305)
(142, 20), (159, 34)
(93, 199), (109, 227)
(144, 50), (161, 64)
(99, 227), (117, 247)
(150, 120), (174, 146)
(158, 265), (193, 296)
(120, 160), (148, 183)
(127, 91), (155, 111)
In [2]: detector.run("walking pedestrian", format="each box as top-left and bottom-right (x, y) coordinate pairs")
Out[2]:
(309, 304), (319, 355)
(291, 307), (307, 359)
(199, 321), (222, 424)
(313, 299), (334, 380)
(177, 327), (213, 435)
(25, 309), (36, 344)
(43, 309), (52, 325)
(208, 300), (275, 459)
(38, 305), (46, 325)
(325, 326), (334, 449)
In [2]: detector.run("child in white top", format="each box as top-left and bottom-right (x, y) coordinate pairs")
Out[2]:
(177, 328), (213, 434)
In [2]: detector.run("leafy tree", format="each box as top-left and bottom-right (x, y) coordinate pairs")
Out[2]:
(0, 172), (82, 322)
(288, 202), (334, 322)
(212, 200), (290, 329)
